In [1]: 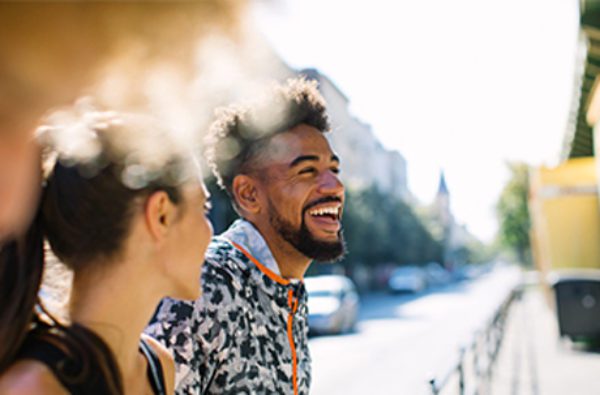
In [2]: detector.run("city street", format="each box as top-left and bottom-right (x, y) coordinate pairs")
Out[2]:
(308, 266), (520, 395)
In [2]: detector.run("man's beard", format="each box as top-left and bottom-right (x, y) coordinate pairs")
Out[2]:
(268, 198), (346, 262)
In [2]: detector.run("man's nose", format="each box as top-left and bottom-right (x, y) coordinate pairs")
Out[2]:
(317, 170), (344, 196)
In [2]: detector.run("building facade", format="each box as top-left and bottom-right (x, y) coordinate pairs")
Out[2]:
(299, 68), (411, 201)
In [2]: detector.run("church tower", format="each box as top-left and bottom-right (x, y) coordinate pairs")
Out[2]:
(434, 171), (451, 228)
(433, 171), (453, 267)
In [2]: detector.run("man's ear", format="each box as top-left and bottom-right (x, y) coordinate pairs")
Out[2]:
(145, 190), (176, 242)
(232, 175), (262, 215)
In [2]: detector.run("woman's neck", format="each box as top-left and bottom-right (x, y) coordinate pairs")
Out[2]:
(69, 258), (162, 391)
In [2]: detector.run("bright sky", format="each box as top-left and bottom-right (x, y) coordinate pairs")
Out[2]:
(251, 0), (580, 242)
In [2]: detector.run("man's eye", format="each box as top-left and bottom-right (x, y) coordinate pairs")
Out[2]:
(298, 167), (317, 175)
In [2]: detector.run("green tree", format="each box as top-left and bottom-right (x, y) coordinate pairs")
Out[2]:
(455, 237), (498, 265)
(206, 177), (239, 233)
(342, 186), (442, 267)
(496, 162), (531, 266)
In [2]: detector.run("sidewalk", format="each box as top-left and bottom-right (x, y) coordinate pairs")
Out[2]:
(489, 287), (600, 395)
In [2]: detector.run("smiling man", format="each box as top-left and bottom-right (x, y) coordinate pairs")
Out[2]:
(146, 78), (345, 395)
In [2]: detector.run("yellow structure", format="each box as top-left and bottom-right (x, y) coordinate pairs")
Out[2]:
(529, 1), (600, 340)
(529, 158), (600, 277)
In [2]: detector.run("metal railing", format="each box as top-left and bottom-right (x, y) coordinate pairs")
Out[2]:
(428, 285), (521, 395)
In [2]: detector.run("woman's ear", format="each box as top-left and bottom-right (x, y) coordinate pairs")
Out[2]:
(232, 175), (261, 215)
(145, 190), (175, 242)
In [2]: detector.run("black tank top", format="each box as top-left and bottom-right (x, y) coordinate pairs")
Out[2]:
(139, 338), (167, 395)
(18, 330), (167, 395)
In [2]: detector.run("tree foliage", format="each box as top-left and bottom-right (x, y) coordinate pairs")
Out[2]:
(206, 177), (239, 234)
(342, 187), (442, 267)
(495, 162), (531, 265)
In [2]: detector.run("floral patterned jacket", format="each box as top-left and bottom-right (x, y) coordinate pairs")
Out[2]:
(146, 219), (310, 395)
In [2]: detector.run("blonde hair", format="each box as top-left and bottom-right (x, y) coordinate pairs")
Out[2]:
(0, 1), (243, 117)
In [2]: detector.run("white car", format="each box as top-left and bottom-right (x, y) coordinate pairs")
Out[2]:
(388, 266), (427, 293)
(424, 262), (452, 287)
(305, 275), (360, 335)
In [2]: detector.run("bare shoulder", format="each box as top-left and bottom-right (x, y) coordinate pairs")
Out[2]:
(141, 334), (175, 395)
(0, 360), (67, 395)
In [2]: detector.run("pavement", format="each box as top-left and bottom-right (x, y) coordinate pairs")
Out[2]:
(489, 286), (600, 395)
(308, 266), (521, 395)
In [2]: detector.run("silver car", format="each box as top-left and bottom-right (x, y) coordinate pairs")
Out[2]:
(305, 275), (360, 335)
(388, 266), (427, 293)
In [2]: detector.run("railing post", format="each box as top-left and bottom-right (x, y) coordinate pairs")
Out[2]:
(429, 377), (438, 395)
(473, 336), (480, 383)
(458, 347), (466, 395)
(428, 287), (518, 395)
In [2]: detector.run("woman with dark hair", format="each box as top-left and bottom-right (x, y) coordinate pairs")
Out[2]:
(0, 2), (239, 381)
(0, 108), (213, 394)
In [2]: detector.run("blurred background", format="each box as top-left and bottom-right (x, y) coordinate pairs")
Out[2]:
(243, 1), (600, 394)
(9, 0), (600, 394)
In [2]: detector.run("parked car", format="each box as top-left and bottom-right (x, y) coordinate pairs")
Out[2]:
(452, 263), (487, 282)
(424, 262), (452, 287)
(305, 275), (360, 335)
(387, 266), (427, 293)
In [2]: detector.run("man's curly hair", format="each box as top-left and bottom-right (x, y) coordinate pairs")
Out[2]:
(205, 77), (331, 198)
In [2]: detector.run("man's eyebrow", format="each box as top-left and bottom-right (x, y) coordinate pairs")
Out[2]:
(289, 154), (341, 168)
(289, 155), (320, 168)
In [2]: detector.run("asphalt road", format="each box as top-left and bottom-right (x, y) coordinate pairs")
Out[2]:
(308, 265), (520, 395)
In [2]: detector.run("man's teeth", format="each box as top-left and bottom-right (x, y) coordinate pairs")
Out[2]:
(309, 207), (339, 216)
